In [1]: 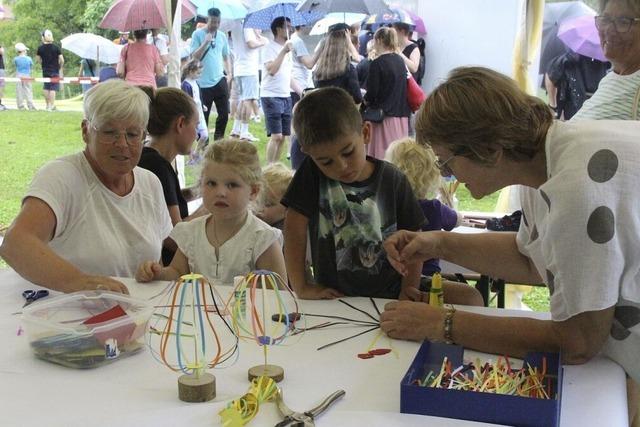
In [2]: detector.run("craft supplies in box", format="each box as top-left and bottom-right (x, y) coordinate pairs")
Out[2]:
(22, 291), (153, 368)
(401, 341), (562, 427)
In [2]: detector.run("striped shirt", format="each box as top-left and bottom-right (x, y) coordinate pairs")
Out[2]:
(572, 69), (640, 120)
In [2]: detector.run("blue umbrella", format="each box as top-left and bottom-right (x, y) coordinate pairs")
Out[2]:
(244, 1), (323, 30)
(191, 0), (247, 19)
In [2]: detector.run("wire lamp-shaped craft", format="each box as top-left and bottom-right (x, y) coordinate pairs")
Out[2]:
(148, 273), (238, 402)
(230, 270), (300, 383)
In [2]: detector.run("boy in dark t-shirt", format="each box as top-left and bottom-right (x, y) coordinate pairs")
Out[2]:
(282, 87), (426, 299)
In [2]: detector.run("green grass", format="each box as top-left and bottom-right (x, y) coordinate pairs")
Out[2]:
(0, 110), (84, 229)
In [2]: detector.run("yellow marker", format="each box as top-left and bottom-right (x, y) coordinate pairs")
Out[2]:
(429, 273), (444, 307)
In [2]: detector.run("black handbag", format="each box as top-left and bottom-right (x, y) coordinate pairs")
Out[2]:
(362, 107), (384, 123)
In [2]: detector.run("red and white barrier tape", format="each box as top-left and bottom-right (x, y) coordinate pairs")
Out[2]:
(0, 76), (100, 84)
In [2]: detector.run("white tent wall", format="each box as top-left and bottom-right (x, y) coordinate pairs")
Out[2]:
(404, 0), (541, 95)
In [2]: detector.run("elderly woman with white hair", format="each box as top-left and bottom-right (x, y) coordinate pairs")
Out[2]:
(0, 80), (172, 294)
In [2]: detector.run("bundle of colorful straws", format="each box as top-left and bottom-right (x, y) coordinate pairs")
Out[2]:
(413, 356), (554, 399)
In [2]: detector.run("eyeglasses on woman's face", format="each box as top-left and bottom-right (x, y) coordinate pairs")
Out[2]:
(91, 123), (146, 147)
(595, 15), (640, 33)
(435, 154), (457, 177)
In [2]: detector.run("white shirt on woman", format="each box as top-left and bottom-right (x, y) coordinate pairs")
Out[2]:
(26, 152), (172, 278)
(517, 119), (640, 383)
(170, 212), (282, 285)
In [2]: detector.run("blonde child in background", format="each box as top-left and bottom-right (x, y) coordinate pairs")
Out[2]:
(136, 139), (286, 285)
(256, 162), (293, 230)
(385, 137), (463, 278)
(181, 59), (209, 160)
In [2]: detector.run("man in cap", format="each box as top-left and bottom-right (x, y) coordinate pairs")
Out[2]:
(36, 30), (64, 111)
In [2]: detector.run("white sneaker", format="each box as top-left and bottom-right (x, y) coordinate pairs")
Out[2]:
(240, 132), (259, 142)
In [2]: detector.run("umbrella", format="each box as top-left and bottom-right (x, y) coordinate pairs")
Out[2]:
(558, 15), (607, 61)
(61, 33), (124, 64)
(390, 5), (425, 35)
(244, 1), (323, 31)
(540, 0), (596, 73)
(190, 0), (247, 19)
(310, 12), (366, 35)
(100, 0), (197, 31)
(297, 0), (390, 15)
(362, 7), (416, 32)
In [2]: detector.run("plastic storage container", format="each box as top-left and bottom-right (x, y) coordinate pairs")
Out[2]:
(22, 291), (153, 368)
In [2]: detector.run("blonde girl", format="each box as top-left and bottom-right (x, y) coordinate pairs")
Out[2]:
(136, 139), (286, 284)
(385, 138), (461, 276)
(256, 162), (293, 229)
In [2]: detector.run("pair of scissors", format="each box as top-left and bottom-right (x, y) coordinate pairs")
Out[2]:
(274, 388), (345, 427)
(22, 289), (50, 308)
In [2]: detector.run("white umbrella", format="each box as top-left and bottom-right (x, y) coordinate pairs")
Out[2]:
(310, 12), (366, 35)
(61, 33), (124, 64)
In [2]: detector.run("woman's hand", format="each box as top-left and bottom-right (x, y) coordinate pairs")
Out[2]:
(135, 261), (162, 283)
(67, 275), (130, 294)
(383, 230), (443, 276)
(380, 300), (445, 341)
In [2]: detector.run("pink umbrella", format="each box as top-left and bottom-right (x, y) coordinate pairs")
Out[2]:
(100, 0), (197, 31)
(558, 15), (607, 62)
(390, 4), (426, 35)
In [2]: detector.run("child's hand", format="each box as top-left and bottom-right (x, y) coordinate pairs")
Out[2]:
(295, 282), (344, 300)
(398, 286), (427, 302)
(136, 261), (162, 283)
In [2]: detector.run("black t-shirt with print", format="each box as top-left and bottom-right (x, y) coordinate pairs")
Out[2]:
(282, 156), (425, 298)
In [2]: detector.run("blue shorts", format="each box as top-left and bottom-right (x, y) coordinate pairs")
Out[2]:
(261, 96), (292, 136)
(235, 75), (259, 101)
(43, 73), (60, 91)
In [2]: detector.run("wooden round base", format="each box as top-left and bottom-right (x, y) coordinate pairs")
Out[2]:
(178, 373), (216, 402)
(248, 364), (284, 383)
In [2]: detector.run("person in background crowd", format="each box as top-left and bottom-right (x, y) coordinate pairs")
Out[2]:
(150, 29), (170, 87)
(117, 29), (164, 89)
(363, 27), (410, 159)
(113, 31), (130, 45)
(36, 30), (64, 112)
(229, 22), (268, 142)
(290, 25), (315, 106)
(261, 16), (294, 163)
(546, 52), (609, 120)
(99, 63), (118, 83)
(313, 29), (362, 104)
(78, 58), (97, 94)
(190, 7), (233, 140)
(14, 42), (36, 110)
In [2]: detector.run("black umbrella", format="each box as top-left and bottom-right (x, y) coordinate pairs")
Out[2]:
(540, 1), (596, 74)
